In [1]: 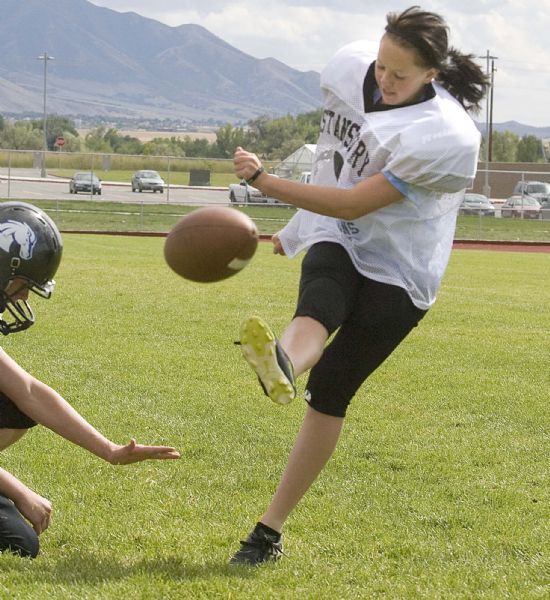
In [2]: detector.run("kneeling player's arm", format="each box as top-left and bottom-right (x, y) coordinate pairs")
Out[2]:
(0, 468), (27, 500)
(0, 350), (115, 461)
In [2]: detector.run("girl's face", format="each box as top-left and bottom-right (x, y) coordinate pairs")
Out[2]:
(375, 34), (438, 105)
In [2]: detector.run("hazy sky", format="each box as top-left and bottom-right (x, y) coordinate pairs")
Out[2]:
(88, 0), (550, 127)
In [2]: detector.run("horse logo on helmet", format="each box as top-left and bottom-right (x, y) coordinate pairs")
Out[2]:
(0, 220), (37, 260)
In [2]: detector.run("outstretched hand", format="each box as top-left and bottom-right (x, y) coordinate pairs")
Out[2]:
(109, 438), (180, 465)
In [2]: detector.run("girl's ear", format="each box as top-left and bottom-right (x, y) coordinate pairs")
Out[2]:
(425, 68), (439, 83)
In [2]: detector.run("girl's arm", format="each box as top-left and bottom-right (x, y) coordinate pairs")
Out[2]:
(234, 147), (403, 220)
(0, 350), (180, 464)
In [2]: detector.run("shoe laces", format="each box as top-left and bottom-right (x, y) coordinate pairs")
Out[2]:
(239, 535), (285, 558)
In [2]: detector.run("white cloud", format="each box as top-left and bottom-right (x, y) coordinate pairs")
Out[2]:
(88, 0), (550, 126)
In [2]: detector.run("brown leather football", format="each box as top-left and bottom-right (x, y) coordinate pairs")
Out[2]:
(164, 207), (259, 283)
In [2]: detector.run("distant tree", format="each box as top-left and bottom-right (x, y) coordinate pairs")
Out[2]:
(142, 139), (185, 157)
(215, 124), (252, 158)
(84, 127), (113, 153)
(30, 115), (79, 150)
(247, 110), (322, 158)
(490, 131), (519, 162)
(98, 128), (143, 155)
(257, 115), (298, 159)
(516, 135), (544, 162)
(0, 114), (4, 131)
(294, 109), (322, 143)
(0, 121), (42, 150)
(246, 115), (272, 149)
(101, 127), (121, 150)
(180, 137), (215, 158)
(114, 136), (144, 155)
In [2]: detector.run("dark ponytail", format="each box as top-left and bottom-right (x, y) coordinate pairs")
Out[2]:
(385, 6), (489, 112)
(437, 48), (488, 112)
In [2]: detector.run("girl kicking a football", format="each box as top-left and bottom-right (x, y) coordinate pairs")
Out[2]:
(0, 201), (180, 558)
(230, 6), (488, 564)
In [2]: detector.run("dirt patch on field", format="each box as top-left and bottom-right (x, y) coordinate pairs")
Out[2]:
(452, 240), (550, 253)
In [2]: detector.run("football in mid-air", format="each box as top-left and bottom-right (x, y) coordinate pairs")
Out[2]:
(164, 207), (259, 283)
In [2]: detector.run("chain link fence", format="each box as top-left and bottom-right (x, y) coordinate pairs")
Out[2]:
(1, 149), (549, 241)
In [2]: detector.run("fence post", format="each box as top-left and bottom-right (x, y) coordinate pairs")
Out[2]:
(166, 156), (171, 203)
(7, 151), (11, 199)
(90, 154), (95, 200)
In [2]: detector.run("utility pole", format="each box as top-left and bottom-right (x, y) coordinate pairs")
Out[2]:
(488, 58), (497, 161)
(37, 52), (55, 178)
(478, 50), (498, 198)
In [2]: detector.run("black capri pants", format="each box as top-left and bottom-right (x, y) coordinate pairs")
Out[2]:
(0, 392), (39, 557)
(294, 242), (427, 417)
(0, 391), (37, 429)
(0, 495), (39, 558)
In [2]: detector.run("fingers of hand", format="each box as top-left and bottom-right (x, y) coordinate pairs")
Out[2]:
(33, 503), (52, 534)
(41, 512), (51, 532)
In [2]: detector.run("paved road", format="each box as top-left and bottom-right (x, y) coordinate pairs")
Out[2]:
(0, 169), (230, 206)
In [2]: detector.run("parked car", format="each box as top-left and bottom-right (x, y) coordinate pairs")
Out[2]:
(459, 193), (495, 216)
(500, 195), (541, 219)
(131, 170), (165, 193)
(228, 179), (281, 204)
(69, 171), (101, 195)
(537, 196), (550, 220)
(512, 180), (550, 205)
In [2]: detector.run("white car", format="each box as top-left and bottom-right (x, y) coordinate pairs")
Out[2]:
(500, 195), (541, 219)
(131, 170), (165, 193)
(228, 180), (281, 204)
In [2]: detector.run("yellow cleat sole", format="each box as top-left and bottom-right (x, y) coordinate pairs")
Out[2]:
(240, 316), (295, 405)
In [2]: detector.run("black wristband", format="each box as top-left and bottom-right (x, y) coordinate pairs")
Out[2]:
(246, 166), (265, 185)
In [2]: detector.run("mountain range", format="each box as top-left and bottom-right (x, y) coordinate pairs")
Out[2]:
(0, 0), (320, 125)
(0, 0), (548, 138)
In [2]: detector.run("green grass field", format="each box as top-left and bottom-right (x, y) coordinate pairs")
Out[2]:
(0, 236), (548, 598)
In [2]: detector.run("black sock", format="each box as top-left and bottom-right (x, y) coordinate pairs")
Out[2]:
(255, 521), (281, 541)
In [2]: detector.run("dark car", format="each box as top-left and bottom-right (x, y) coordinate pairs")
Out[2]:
(500, 195), (541, 219)
(69, 171), (102, 195)
(131, 170), (165, 193)
(459, 193), (495, 216)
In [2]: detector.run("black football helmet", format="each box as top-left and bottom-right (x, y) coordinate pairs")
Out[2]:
(0, 202), (63, 335)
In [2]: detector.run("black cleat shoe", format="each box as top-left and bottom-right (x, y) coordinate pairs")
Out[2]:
(229, 526), (284, 565)
(239, 316), (296, 405)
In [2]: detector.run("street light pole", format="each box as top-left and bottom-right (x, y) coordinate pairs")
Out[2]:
(37, 52), (55, 178)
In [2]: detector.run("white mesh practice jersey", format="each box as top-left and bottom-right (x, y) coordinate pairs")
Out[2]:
(279, 40), (481, 309)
